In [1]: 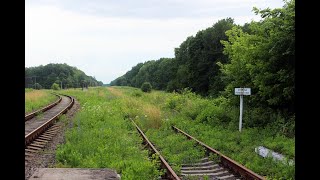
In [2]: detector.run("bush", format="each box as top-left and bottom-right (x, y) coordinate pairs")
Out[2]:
(34, 83), (42, 89)
(141, 82), (152, 92)
(51, 83), (60, 90)
(195, 103), (231, 126)
(131, 90), (142, 97)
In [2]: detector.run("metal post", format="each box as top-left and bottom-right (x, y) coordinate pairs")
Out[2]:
(239, 95), (243, 132)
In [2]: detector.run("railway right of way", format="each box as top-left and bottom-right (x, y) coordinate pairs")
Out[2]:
(131, 120), (265, 180)
(25, 93), (74, 164)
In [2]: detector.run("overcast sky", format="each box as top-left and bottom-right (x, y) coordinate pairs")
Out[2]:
(26, 0), (284, 84)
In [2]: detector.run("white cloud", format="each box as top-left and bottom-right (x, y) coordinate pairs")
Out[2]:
(26, 0), (284, 83)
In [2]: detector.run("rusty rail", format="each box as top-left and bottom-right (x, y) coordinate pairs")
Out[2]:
(131, 121), (181, 180)
(25, 93), (62, 121)
(172, 126), (265, 180)
(25, 94), (74, 146)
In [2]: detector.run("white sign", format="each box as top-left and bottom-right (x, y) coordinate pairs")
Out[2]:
(235, 88), (251, 95)
(234, 87), (251, 132)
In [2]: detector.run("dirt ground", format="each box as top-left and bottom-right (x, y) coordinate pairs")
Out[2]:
(25, 98), (81, 180)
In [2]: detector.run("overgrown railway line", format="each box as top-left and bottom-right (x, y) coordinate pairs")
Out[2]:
(25, 94), (74, 164)
(132, 120), (265, 180)
(25, 93), (61, 121)
(24, 91), (265, 179)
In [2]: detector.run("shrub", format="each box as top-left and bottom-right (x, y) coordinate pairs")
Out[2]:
(141, 82), (152, 92)
(131, 90), (142, 97)
(34, 83), (42, 89)
(51, 83), (60, 90)
(165, 93), (185, 111)
(195, 103), (231, 126)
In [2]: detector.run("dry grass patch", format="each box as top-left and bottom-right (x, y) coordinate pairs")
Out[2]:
(25, 90), (47, 102)
(25, 90), (57, 114)
(107, 87), (124, 97)
(142, 104), (162, 129)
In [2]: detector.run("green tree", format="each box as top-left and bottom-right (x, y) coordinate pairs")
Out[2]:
(141, 82), (152, 92)
(171, 18), (235, 95)
(34, 83), (42, 89)
(51, 83), (60, 90)
(25, 63), (103, 89)
(220, 0), (295, 130)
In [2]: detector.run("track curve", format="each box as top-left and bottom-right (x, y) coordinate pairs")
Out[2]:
(25, 93), (61, 121)
(25, 94), (74, 163)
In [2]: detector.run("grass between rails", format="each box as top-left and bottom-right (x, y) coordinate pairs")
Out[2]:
(25, 89), (58, 114)
(54, 87), (161, 179)
(113, 86), (295, 180)
(54, 86), (294, 179)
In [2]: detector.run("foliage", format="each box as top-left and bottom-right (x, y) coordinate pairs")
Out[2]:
(219, 0), (295, 132)
(109, 1), (295, 135)
(141, 82), (152, 92)
(25, 63), (103, 89)
(110, 18), (235, 97)
(25, 88), (33, 92)
(112, 86), (295, 179)
(51, 83), (60, 90)
(34, 83), (42, 89)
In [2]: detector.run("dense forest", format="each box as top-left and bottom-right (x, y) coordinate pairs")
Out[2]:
(111, 0), (295, 136)
(25, 63), (103, 89)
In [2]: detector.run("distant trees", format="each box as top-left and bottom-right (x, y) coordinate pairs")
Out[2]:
(170, 18), (235, 96)
(110, 58), (176, 90)
(25, 63), (103, 89)
(110, 0), (295, 131)
(110, 18), (235, 96)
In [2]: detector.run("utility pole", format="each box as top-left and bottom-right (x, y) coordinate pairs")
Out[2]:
(31, 76), (38, 89)
(33, 76), (38, 89)
(61, 81), (62, 90)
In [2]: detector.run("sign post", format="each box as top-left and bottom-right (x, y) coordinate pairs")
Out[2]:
(235, 88), (251, 132)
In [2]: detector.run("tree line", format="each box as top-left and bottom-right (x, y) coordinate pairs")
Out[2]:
(25, 63), (103, 89)
(110, 0), (295, 133)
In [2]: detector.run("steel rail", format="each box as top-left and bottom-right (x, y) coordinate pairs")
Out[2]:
(25, 93), (62, 121)
(25, 94), (74, 146)
(172, 126), (265, 180)
(131, 121), (181, 180)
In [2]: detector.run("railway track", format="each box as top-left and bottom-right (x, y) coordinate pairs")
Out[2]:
(25, 94), (74, 164)
(25, 93), (61, 121)
(132, 121), (265, 180)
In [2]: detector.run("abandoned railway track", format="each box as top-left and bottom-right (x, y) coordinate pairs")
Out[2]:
(25, 94), (74, 164)
(132, 120), (264, 180)
(25, 93), (62, 121)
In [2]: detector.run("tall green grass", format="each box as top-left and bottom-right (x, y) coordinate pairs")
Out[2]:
(55, 86), (294, 179)
(115, 86), (295, 179)
(55, 88), (161, 179)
